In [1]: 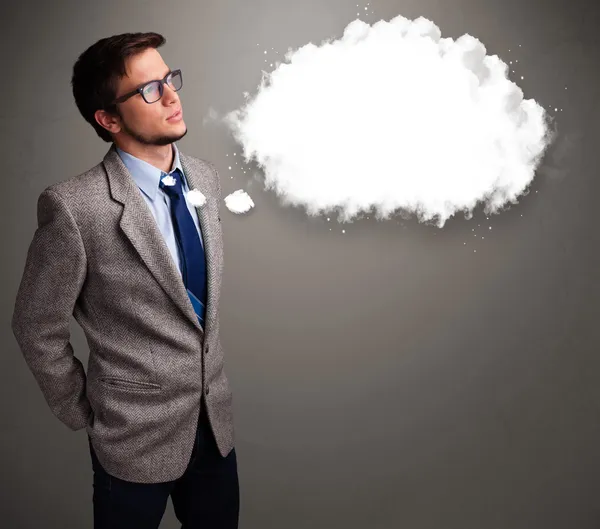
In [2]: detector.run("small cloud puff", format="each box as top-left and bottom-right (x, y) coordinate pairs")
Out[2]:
(224, 190), (255, 214)
(188, 189), (207, 207)
(161, 174), (176, 186)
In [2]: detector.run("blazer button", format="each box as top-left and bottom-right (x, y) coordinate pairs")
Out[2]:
(205, 385), (210, 395)
(205, 344), (209, 354)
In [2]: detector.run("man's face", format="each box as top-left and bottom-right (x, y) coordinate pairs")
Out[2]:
(105, 48), (187, 146)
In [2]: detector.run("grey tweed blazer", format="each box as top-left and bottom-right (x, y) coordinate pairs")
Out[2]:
(11, 143), (235, 483)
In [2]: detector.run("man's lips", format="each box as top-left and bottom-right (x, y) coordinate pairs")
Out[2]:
(167, 110), (182, 120)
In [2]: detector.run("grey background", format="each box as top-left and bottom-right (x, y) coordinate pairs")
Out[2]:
(1, 0), (598, 527)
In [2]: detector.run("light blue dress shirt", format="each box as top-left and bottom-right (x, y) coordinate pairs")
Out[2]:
(116, 143), (204, 279)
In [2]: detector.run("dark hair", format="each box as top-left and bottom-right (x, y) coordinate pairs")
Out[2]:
(71, 32), (166, 143)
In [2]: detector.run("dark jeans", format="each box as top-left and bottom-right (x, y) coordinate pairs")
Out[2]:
(87, 401), (239, 529)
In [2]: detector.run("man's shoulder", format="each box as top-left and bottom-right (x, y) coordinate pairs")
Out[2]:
(180, 150), (218, 175)
(41, 161), (107, 211)
(179, 151), (222, 199)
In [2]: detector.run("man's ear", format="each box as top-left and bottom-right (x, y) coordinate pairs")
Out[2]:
(95, 109), (122, 134)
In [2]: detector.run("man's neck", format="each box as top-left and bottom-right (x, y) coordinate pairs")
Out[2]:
(115, 141), (174, 173)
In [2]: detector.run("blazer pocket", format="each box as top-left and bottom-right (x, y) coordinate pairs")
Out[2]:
(98, 376), (162, 393)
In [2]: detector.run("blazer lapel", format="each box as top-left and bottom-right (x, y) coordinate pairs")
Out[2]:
(102, 144), (214, 335)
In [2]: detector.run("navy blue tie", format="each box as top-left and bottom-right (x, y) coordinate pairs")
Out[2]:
(159, 168), (207, 326)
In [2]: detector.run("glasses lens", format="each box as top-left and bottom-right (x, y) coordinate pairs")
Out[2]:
(167, 71), (183, 92)
(142, 81), (162, 103)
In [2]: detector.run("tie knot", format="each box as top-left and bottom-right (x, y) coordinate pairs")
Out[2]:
(160, 169), (183, 198)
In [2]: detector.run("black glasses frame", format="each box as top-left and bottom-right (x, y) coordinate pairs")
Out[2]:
(112, 69), (183, 105)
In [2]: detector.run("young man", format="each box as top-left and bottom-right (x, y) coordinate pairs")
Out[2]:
(11, 32), (239, 528)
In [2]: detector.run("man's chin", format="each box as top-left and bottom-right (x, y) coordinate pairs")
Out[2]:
(152, 127), (188, 146)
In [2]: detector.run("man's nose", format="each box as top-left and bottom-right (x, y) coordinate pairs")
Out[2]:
(162, 83), (179, 102)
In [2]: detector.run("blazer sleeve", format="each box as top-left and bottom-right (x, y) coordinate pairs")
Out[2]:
(11, 188), (92, 432)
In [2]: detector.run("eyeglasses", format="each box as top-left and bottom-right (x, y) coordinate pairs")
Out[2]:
(112, 69), (183, 105)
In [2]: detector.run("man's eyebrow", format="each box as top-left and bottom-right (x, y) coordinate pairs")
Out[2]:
(136, 69), (172, 88)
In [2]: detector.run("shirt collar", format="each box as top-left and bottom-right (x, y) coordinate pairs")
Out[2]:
(116, 142), (187, 201)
